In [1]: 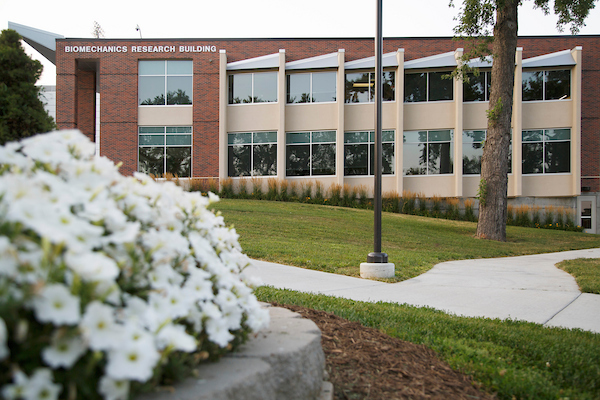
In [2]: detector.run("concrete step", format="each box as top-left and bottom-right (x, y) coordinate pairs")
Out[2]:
(137, 304), (329, 400)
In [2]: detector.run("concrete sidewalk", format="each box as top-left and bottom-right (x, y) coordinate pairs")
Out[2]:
(245, 248), (600, 334)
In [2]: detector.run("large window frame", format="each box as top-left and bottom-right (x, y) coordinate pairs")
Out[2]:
(287, 72), (336, 104)
(522, 69), (571, 102)
(286, 131), (336, 177)
(404, 71), (453, 103)
(345, 71), (395, 103)
(138, 60), (193, 106)
(403, 130), (454, 175)
(463, 71), (491, 102)
(522, 129), (571, 174)
(228, 132), (277, 177)
(462, 130), (512, 175)
(138, 126), (192, 177)
(228, 72), (278, 104)
(344, 131), (395, 176)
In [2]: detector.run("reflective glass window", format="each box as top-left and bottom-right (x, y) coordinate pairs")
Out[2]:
(405, 71), (453, 102)
(228, 132), (277, 176)
(138, 126), (192, 177)
(139, 60), (192, 106)
(522, 129), (570, 174)
(463, 71), (490, 102)
(286, 131), (336, 176)
(345, 72), (394, 103)
(229, 72), (277, 104)
(523, 70), (570, 101)
(403, 130), (453, 175)
(344, 131), (395, 176)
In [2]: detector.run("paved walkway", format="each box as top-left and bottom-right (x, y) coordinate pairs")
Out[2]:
(245, 248), (600, 334)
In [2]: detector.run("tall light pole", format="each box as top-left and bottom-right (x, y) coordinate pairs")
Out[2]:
(360, 0), (395, 279)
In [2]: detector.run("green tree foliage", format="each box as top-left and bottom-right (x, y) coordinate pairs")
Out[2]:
(0, 29), (55, 145)
(451, 0), (597, 241)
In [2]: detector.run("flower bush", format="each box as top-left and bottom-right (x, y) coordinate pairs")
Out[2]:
(0, 130), (269, 400)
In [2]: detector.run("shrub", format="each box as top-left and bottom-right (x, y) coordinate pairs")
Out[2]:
(288, 181), (298, 201)
(279, 179), (289, 202)
(238, 177), (249, 199)
(416, 192), (428, 216)
(220, 177), (235, 198)
(401, 191), (416, 215)
(0, 131), (269, 400)
(382, 191), (400, 213)
(266, 178), (279, 201)
(250, 176), (263, 200)
(445, 197), (460, 220)
(464, 198), (476, 222)
(431, 195), (442, 218)
(329, 183), (342, 206)
(314, 181), (324, 204)
(357, 185), (369, 208)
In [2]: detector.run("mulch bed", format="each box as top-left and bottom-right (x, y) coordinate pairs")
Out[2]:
(275, 303), (497, 400)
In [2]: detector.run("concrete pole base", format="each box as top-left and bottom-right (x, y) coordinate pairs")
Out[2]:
(360, 262), (395, 279)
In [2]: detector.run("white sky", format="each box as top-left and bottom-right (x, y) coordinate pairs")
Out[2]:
(2, 0), (600, 85)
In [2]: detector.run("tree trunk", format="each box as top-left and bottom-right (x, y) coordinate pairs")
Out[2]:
(476, 1), (518, 241)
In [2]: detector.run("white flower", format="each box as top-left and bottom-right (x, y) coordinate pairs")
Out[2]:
(41, 332), (87, 368)
(65, 251), (120, 283)
(183, 269), (214, 301)
(0, 236), (19, 278)
(105, 339), (160, 382)
(205, 317), (234, 348)
(246, 307), (270, 332)
(33, 284), (81, 325)
(98, 376), (130, 400)
(24, 368), (62, 400)
(2, 370), (29, 400)
(80, 301), (122, 350)
(156, 324), (196, 352)
(0, 317), (8, 360)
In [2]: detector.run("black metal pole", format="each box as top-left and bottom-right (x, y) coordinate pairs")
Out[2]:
(367, 0), (388, 264)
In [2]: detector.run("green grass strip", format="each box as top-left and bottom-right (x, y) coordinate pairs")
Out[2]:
(213, 199), (600, 282)
(557, 258), (600, 294)
(257, 287), (600, 400)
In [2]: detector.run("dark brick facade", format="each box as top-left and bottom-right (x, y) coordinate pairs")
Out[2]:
(55, 36), (600, 190)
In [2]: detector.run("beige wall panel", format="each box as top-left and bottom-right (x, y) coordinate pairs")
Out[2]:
(138, 106), (193, 126)
(463, 175), (516, 198)
(522, 175), (574, 197)
(403, 102), (454, 131)
(344, 176), (399, 197)
(522, 101), (572, 129)
(344, 103), (397, 131)
(285, 103), (338, 131)
(227, 104), (279, 132)
(463, 103), (489, 130)
(403, 176), (455, 197)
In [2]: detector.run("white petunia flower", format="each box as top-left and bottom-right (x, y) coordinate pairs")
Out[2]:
(105, 339), (160, 382)
(41, 332), (87, 368)
(205, 317), (233, 348)
(2, 370), (29, 400)
(246, 307), (271, 332)
(156, 323), (196, 352)
(183, 270), (214, 302)
(0, 317), (8, 360)
(98, 376), (130, 400)
(33, 284), (81, 325)
(80, 301), (122, 350)
(65, 251), (120, 283)
(0, 236), (19, 278)
(23, 368), (62, 400)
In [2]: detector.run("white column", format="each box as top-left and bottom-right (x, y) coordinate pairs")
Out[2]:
(395, 49), (405, 195)
(277, 49), (286, 180)
(336, 49), (346, 186)
(571, 46), (583, 196)
(219, 49), (228, 185)
(512, 47), (523, 197)
(454, 48), (464, 198)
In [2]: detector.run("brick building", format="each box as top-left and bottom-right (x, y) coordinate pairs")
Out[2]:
(9, 22), (600, 233)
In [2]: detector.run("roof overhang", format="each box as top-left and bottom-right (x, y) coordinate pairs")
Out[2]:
(8, 22), (64, 65)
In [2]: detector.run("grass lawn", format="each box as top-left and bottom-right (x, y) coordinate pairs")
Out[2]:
(557, 258), (600, 294)
(256, 287), (600, 400)
(213, 199), (600, 282)
(211, 199), (600, 398)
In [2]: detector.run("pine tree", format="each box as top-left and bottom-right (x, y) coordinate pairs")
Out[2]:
(0, 29), (55, 145)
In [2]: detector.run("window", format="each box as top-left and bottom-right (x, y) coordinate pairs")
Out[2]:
(404, 71), (453, 102)
(228, 132), (277, 176)
(522, 129), (570, 174)
(344, 131), (395, 176)
(287, 72), (336, 103)
(462, 130), (486, 174)
(287, 131), (336, 176)
(403, 130), (453, 175)
(138, 127), (192, 177)
(138, 60), (192, 105)
(345, 72), (395, 103)
(228, 72), (278, 104)
(463, 71), (491, 102)
(522, 70), (570, 101)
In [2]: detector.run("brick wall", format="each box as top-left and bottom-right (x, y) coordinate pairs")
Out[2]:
(55, 36), (600, 188)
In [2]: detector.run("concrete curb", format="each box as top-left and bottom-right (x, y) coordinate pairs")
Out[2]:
(137, 304), (329, 400)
